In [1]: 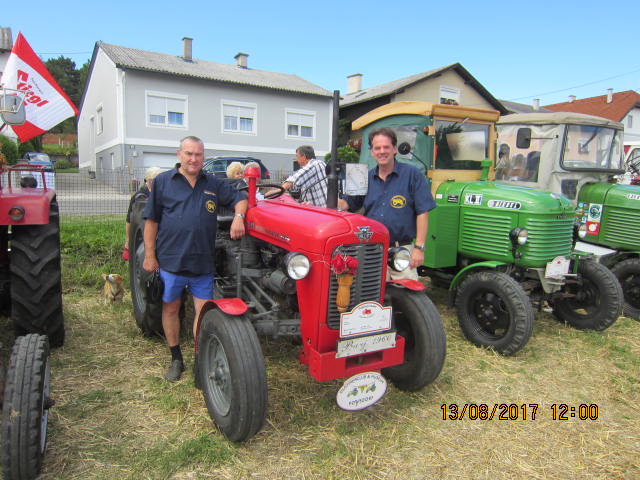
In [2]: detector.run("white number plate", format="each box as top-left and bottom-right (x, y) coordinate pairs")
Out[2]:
(545, 256), (571, 278)
(336, 332), (396, 358)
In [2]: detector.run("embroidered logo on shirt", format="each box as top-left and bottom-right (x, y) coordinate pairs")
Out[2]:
(390, 195), (406, 208)
(206, 200), (216, 213)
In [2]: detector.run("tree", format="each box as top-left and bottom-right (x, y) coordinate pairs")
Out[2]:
(44, 56), (80, 134)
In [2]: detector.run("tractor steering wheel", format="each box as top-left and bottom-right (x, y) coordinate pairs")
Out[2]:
(237, 183), (285, 199)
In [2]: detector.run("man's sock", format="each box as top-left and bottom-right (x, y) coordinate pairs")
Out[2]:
(170, 345), (183, 363)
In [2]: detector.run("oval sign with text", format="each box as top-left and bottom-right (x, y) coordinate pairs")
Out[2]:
(336, 371), (387, 411)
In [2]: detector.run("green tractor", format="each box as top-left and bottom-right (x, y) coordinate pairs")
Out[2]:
(351, 102), (622, 355)
(496, 111), (640, 320)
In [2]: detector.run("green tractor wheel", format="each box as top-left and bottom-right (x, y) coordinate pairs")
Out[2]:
(610, 258), (640, 321)
(456, 270), (535, 356)
(551, 260), (622, 330)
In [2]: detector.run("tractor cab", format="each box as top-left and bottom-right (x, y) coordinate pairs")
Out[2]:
(496, 112), (625, 202)
(353, 101), (499, 194)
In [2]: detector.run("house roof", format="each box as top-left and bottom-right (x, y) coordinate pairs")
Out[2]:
(95, 42), (332, 98)
(543, 90), (640, 122)
(340, 63), (508, 114)
(500, 99), (552, 114)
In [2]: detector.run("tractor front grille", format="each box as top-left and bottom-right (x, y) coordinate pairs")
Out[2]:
(460, 212), (512, 257)
(522, 217), (574, 262)
(326, 243), (384, 329)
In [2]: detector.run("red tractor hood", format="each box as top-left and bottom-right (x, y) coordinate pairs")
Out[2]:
(246, 199), (388, 252)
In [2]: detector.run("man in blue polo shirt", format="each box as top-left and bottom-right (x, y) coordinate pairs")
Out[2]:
(143, 136), (247, 381)
(338, 127), (435, 280)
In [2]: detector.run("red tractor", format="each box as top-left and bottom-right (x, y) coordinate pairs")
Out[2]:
(0, 89), (63, 478)
(129, 123), (446, 442)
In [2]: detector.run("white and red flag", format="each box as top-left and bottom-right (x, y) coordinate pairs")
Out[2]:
(0, 32), (78, 142)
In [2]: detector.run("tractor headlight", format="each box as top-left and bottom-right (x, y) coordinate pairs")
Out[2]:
(577, 222), (587, 239)
(509, 227), (528, 246)
(388, 246), (411, 272)
(283, 252), (310, 280)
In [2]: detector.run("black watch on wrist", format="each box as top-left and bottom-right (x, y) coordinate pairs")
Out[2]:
(414, 244), (424, 252)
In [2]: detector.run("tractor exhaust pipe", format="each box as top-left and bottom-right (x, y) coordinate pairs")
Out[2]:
(326, 90), (340, 209)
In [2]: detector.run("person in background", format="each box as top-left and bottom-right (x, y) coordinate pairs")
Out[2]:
(142, 136), (247, 381)
(226, 161), (244, 179)
(242, 161), (265, 200)
(123, 166), (163, 260)
(337, 127), (435, 280)
(267, 146), (327, 206)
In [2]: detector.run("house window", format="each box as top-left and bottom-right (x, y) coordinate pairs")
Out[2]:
(222, 101), (256, 134)
(147, 92), (187, 128)
(439, 86), (460, 105)
(628, 116), (633, 129)
(286, 110), (315, 139)
(96, 105), (103, 135)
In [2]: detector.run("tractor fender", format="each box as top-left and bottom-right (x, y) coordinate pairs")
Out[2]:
(194, 298), (249, 350)
(386, 278), (425, 292)
(448, 261), (508, 306)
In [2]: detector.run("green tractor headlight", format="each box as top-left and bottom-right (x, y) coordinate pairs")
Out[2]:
(510, 227), (529, 246)
(577, 223), (588, 239)
(388, 247), (411, 272)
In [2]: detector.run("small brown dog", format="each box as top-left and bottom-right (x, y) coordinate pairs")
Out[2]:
(102, 273), (125, 303)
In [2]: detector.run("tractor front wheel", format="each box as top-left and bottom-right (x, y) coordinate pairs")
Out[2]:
(10, 200), (64, 347)
(456, 271), (534, 356)
(1, 334), (52, 480)
(552, 260), (622, 330)
(381, 287), (446, 391)
(197, 308), (267, 442)
(610, 257), (640, 321)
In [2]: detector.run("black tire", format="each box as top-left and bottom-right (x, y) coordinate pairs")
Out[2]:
(129, 227), (163, 337)
(10, 199), (64, 347)
(197, 309), (267, 442)
(381, 288), (446, 391)
(2, 334), (51, 480)
(552, 260), (622, 330)
(610, 257), (640, 321)
(456, 271), (534, 356)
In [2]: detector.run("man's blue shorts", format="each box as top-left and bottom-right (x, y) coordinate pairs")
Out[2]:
(159, 269), (214, 302)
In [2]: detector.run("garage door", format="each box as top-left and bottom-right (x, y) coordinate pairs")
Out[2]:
(141, 153), (176, 169)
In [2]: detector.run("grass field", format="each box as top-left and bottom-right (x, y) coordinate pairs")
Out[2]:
(4, 219), (639, 479)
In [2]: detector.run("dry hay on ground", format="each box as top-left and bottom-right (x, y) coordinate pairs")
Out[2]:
(31, 289), (640, 479)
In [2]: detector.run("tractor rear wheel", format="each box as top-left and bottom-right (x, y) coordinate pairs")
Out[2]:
(381, 287), (446, 391)
(456, 270), (534, 356)
(2, 334), (51, 480)
(10, 199), (64, 347)
(610, 257), (640, 321)
(197, 308), (267, 442)
(552, 260), (622, 330)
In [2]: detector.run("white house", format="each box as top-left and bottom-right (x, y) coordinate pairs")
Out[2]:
(78, 38), (333, 179)
(0, 27), (18, 143)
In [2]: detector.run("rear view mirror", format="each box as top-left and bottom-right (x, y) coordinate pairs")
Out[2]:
(516, 128), (532, 149)
(0, 89), (26, 126)
(398, 142), (411, 155)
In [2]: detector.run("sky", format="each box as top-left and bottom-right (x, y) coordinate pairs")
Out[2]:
(3, 0), (639, 108)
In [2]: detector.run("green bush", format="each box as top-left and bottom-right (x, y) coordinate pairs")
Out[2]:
(324, 144), (360, 164)
(43, 144), (77, 156)
(55, 158), (72, 170)
(0, 134), (19, 165)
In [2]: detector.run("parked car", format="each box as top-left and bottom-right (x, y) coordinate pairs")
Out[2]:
(23, 152), (54, 165)
(16, 153), (55, 188)
(203, 156), (270, 179)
